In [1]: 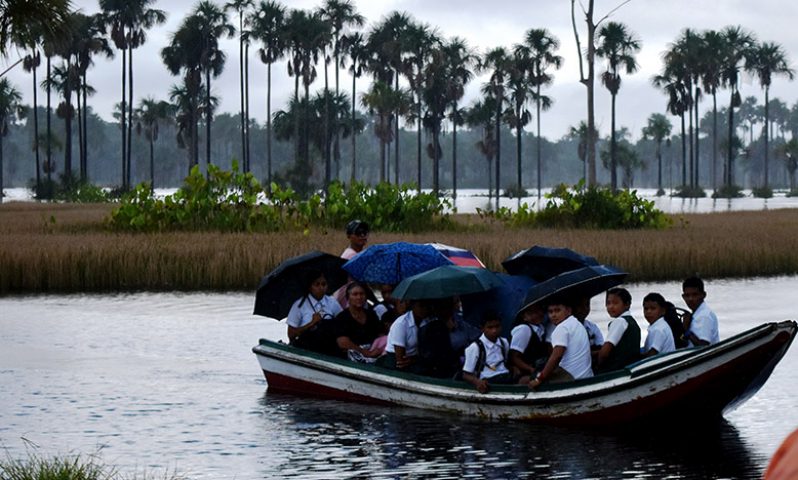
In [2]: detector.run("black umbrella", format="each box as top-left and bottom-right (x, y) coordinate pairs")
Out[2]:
(516, 264), (628, 315)
(502, 245), (599, 280)
(253, 251), (348, 319)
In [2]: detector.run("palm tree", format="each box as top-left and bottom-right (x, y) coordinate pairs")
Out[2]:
(779, 138), (798, 192)
(224, 0), (253, 172)
(250, 0), (285, 189)
(653, 67), (690, 188)
(193, 1), (234, 173)
(319, 0), (364, 180)
(466, 97), (498, 202)
(524, 28), (562, 199)
(0, 78), (25, 202)
(341, 30), (366, 182)
(567, 120), (596, 184)
(100, 0), (166, 189)
(419, 46), (452, 196)
(701, 29), (724, 190)
(0, 0), (71, 57)
(642, 113), (672, 194)
(442, 37), (475, 199)
(481, 47), (509, 209)
(596, 21), (640, 191)
(169, 79), (201, 174)
(361, 80), (411, 183)
(750, 41), (794, 190)
(135, 97), (174, 190)
(22, 49), (42, 192)
(720, 25), (756, 189)
(504, 46), (532, 196)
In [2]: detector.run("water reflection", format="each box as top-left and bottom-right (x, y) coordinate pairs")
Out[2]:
(259, 392), (764, 479)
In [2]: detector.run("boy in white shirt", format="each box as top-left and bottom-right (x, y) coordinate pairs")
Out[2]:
(681, 276), (720, 347)
(463, 311), (527, 393)
(529, 296), (593, 389)
(641, 292), (676, 357)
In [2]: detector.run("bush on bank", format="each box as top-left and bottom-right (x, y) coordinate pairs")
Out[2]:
(108, 164), (450, 233)
(478, 182), (670, 229)
(0, 449), (187, 479)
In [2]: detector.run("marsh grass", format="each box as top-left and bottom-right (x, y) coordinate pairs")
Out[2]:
(2, 203), (798, 293)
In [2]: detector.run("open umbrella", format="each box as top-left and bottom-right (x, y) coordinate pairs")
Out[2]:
(427, 243), (486, 268)
(393, 265), (503, 301)
(516, 264), (627, 315)
(253, 251), (348, 319)
(460, 273), (537, 333)
(342, 242), (452, 285)
(502, 245), (599, 280)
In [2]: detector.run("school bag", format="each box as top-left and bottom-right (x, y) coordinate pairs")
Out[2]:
(664, 301), (688, 348)
(472, 337), (509, 378)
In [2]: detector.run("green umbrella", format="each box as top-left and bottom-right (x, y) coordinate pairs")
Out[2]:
(393, 265), (504, 300)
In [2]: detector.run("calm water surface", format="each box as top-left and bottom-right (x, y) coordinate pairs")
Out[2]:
(1, 278), (797, 479)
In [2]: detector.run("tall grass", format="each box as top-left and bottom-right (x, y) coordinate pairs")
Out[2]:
(2, 203), (798, 293)
(0, 449), (186, 479)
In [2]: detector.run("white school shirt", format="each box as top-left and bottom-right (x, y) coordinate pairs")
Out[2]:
(510, 323), (545, 353)
(462, 334), (510, 379)
(688, 302), (720, 346)
(550, 315), (594, 380)
(644, 317), (676, 355)
(583, 319), (605, 347)
(605, 310), (631, 346)
(385, 311), (418, 355)
(286, 295), (343, 327)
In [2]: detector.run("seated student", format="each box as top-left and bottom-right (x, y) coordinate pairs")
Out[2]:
(370, 299), (407, 357)
(573, 295), (604, 351)
(286, 270), (343, 355)
(528, 296), (593, 389)
(509, 302), (548, 377)
(333, 282), (383, 362)
(417, 298), (459, 378)
(380, 299), (434, 371)
(373, 283), (399, 322)
(447, 297), (481, 361)
(595, 287), (641, 373)
(641, 292), (676, 357)
(463, 311), (527, 393)
(681, 276), (720, 347)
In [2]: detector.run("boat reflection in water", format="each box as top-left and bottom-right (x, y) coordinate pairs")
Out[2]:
(260, 392), (762, 479)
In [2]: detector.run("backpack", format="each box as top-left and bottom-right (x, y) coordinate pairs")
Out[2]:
(473, 337), (508, 377)
(664, 301), (688, 348)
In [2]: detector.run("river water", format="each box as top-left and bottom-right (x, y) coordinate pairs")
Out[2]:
(1, 277), (796, 479)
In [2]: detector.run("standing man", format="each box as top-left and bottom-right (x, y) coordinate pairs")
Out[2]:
(342, 220), (369, 259)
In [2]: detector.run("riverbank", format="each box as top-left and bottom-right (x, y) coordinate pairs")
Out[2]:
(2, 202), (798, 293)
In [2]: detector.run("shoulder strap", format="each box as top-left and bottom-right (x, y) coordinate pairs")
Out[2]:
(500, 337), (508, 360)
(473, 339), (487, 375)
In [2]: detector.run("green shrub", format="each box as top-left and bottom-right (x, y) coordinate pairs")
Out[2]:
(0, 449), (187, 480)
(502, 184), (529, 199)
(751, 186), (773, 198)
(712, 184), (745, 198)
(29, 176), (110, 203)
(672, 184), (707, 198)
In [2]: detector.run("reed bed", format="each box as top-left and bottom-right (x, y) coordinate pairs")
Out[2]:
(2, 203), (798, 293)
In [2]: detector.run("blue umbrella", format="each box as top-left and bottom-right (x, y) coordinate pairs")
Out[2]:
(460, 273), (537, 333)
(393, 265), (504, 300)
(502, 245), (599, 280)
(516, 264), (628, 315)
(342, 242), (452, 285)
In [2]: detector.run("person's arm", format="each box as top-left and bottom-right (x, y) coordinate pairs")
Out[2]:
(509, 350), (536, 376)
(336, 335), (380, 357)
(685, 331), (710, 347)
(394, 345), (415, 368)
(462, 371), (489, 393)
(287, 311), (321, 342)
(641, 347), (659, 358)
(595, 341), (614, 368)
(529, 345), (565, 389)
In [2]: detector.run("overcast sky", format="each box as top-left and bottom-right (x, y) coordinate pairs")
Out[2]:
(3, 0), (798, 140)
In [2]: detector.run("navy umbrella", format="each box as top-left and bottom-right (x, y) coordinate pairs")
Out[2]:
(253, 251), (348, 319)
(516, 264), (628, 315)
(460, 273), (537, 333)
(393, 265), (503, 301)
(343, 242), (452, 285)
(502, 245), (599, 280)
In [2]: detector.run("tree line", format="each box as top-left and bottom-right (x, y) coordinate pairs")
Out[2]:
(0, 0), (796, 201)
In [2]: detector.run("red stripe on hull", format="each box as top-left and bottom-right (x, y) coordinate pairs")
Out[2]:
(263, 370), (392, 406)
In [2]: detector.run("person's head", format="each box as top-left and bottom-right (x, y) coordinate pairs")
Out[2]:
(572, 296), (592, 322)
(480, 310), (503, 342)
(431, 297), (456, 321)
(345, 220), (370, 252)
(305, 270), (327, 300)
(345, 281), (368, 309)
(643, 292), (668, 324)
(379, 283), (396, 304)
(410, 299), (434, 322)
(520, 303), (545, 325)
(546, 295), (573, 325)
(682, 276), (706, 311)
(605, 287), (632, 318)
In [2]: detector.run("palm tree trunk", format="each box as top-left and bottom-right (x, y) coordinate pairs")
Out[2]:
(293, 72), (299, 167)
(76, 83), (83, 181)
(681, 112), (686, 187)
(267, 61), (273, 191)
(417, 88), (422, 190)
(495, 99), (501, 210)
(656, 140), (662, 192)
(324, 57), (330, 190)
(334, 47), (341, 182)
(536, 90), (542, 201)
(516, 108), (522, 193)
(238, 12), (246, 172)
(82, 72), (88, 181)
(764, 86), (770, 189)
(351, 72), (356, 183)
(452, 102), (458, 199)
(128, 46), (134, 187)
(433, 125), (440, 196)
(727, 88), (735, 187)
(149, 136), (155, 191)
(64, 82), (73, 180)
(31, 54), (40, 193)
(694, 89), (700, 188)
(0, 135), (4, 203)
(121, 47), (127, 188)
(205, 67), (212, 175)
(712, 93), (718, 191)
(610, 93), (617, 191)
(46, 56), (52, 190)
(394, 74), (400, 187)
(688, 88), (694, 189)
(245, 42), (251, 174)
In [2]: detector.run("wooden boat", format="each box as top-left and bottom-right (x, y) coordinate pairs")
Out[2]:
(252, 320), (796, 425)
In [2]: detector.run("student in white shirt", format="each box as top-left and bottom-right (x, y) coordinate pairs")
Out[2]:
(595, 287), (641, 373)
(463, 311), (527, 393)
(641, 292), (676, 357)
(286, 271), (343, 354)
(382, 300), (433, 371)
(681, 276), (720, 347)
(529, 296), (593, 389)
(509, 303), (549, 377)
(573, 295), (604, 350)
